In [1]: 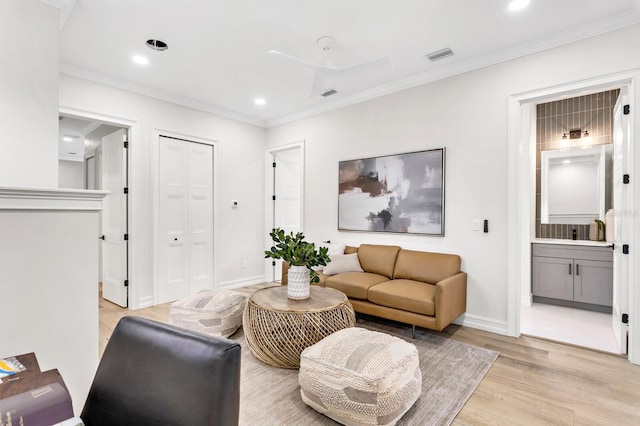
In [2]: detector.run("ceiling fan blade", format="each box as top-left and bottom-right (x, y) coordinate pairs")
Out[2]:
(311, 70), (328, 97)
(268, 50), (333, 71)
(336, 56), (392, 73)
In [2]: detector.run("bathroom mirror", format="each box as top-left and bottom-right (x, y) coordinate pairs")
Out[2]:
(541, 144), (612, 225)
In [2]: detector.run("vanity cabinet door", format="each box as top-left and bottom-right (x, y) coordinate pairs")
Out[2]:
(532, 256), (574, 301)
(574, 259), (614, 306)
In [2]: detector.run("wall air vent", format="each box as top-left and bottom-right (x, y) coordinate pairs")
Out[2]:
(321, 88), (338, 97)
(426, 47), (454, 62)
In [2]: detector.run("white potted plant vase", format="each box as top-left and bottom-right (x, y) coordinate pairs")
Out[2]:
(287, 265), (310, 300)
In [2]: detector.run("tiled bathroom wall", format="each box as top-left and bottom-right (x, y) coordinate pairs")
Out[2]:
(535, 89), (619, 240)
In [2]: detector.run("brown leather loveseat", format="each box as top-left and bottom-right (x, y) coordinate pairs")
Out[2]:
(282, 244), (467, 332)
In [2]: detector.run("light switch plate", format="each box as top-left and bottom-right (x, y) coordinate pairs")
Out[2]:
(472, 219), (480, 231)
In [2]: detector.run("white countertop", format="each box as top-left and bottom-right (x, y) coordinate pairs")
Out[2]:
(532, 238), (611, 247)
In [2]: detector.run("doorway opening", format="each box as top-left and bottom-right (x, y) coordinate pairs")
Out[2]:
(507, 72), (637, 362)
(58, 113), (130, 307)
(522, 89), (619, 353)
(264, 142), (305, 282)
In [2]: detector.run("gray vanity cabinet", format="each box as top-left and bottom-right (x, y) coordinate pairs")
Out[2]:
(532, 256), (574, 300)
(573, 259), (613, 306)
(532, 243), (613, 308)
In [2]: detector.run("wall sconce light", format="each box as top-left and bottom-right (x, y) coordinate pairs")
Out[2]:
(560, 132), (569, 147)
(560, 128), (591, 147)
(569, 129), (582, 139)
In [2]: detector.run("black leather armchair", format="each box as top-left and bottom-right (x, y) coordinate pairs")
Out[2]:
(81, 316), (241, 426)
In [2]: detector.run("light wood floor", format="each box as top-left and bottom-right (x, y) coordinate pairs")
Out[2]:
(99, 285), (640, 425)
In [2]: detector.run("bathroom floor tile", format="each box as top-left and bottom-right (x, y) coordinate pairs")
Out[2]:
(521, 302), (621, 354)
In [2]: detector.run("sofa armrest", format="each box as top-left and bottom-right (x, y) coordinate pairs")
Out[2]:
(434, 272), (467, 331)
(281, 261), (290, 285)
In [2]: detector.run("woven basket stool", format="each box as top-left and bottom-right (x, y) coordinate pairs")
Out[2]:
(299, 327), (421, 426)
(169, 290), (246, 338)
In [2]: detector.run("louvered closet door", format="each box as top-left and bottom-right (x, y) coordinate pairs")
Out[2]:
(159, 136), (214, 303)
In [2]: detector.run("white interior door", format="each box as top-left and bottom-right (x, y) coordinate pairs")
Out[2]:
(272, 147), (302, 281)
(612, 89), (631, 354)
(159, 136), (214, 303)
(187, 142), (214, 294)
(101, 129), (128, 307)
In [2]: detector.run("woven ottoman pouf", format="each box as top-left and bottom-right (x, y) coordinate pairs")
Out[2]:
(299, 327), (421, 426)
(169, 289), (246, 338)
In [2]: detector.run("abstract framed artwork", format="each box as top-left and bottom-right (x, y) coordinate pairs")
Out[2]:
(338, 148), (445, 236)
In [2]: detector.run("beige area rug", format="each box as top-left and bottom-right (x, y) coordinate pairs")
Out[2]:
(235, 315), (498, 425)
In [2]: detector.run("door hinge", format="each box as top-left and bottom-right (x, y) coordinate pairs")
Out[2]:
(622, 313), (629, 324)
(124, 234), (129, 241)
(272, 260), (276, 266)
(623, 174), (630, 184)
(124, 187), (129, 194)
(124, 279), (129, 287)
(623, 104), (630, 115)
(272, 162), (276, 168)
(124, 141), (129, 149)
(272, 195), (276, 201)
(623, 244), (629, 254)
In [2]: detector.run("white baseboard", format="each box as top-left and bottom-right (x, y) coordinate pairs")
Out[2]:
(521, 293), (533, 307)
(454, 313), (509, 335)
(136, 296), (154, 309)
(220, 275), (266, 290)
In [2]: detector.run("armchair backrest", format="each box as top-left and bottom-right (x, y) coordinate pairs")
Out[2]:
(81, 316), (241, 426)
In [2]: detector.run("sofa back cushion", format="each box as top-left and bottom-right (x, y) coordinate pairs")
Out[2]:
(344, 245), (358, 254)
(357, 244), (401, 278)
(393, 249), (461, 284)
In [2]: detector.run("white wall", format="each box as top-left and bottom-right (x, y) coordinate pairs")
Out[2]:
(266, 24), (640, 333)
(0, 0), (58, 187)
(59, 159), (85, 189)
(0, 189), (105, 415)
(60, 75), (267, 308)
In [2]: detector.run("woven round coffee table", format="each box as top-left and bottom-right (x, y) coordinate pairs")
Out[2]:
(243, 285), (355, 369)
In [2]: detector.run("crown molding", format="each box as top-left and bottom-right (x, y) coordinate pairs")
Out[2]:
(266, 13), (640, 128)
(40, 0), (76, 29)
(59, 64), (268, 128)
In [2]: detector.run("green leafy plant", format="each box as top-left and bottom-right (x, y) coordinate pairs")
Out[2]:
(594, 219), (605, 241)
(264, 228), (330, 283)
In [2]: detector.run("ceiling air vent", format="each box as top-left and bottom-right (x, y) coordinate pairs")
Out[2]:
(321, 88), (338, 97)
(426, 47), (454, 62)
(146, 39), (168, 52)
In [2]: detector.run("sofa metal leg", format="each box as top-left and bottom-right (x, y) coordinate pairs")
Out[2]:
(412, 325), (416, 339)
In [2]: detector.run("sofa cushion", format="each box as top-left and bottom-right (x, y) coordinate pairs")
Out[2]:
(323, 253), (363, 275)
(344, 245), (358, 254)
(357, 244), (401, 278)
(367, 279), (436, 316)
(393, 249), (461, 284)
(325, 272), (389, 300)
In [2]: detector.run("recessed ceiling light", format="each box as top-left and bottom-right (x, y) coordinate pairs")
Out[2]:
(508, 0), (530, 11)
(254, 98), (266, 106)
(63, 136), (73, 142)
(132, 55), (149, 65)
